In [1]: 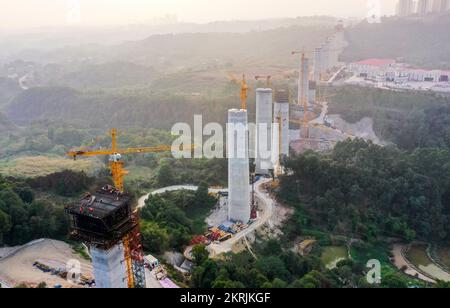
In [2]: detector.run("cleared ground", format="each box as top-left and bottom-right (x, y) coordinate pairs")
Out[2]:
(406, 244), (450, 282)
(0, 239), (93, 288)
(0, 155), (101, 178)
(321, 246), (348, 270)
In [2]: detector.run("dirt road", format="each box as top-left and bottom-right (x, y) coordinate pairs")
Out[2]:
(208, 178), (274, 257)
(0, 239), (93, 288)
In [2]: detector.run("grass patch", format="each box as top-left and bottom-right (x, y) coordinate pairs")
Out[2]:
(0, 155), (102, 178)
(70, 242), (91, 261)
(321, 246), (348, 269)
(351, 241), (428, 287)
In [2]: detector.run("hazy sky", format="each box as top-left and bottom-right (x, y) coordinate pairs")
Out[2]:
(1, 0), (397, 29)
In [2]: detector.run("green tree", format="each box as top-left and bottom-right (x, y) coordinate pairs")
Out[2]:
(192, 244), (209, 266)
(195, 182), (210, 208)
(381, 273), (408, 289)
(0, 209), (12, 245)
(255, 256), (290, 282)
(435, 281), (450, 289)
(192, 260), (218, 288)
(272, 278), (288, 288)
(140, 221), (170, 254)
(157, 163), (175, 187)
(294, 270), (330, 288)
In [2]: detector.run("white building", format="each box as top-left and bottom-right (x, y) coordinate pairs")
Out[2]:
(431, 0), (450, 12)
(417, 0), (431, 14)
(397, 0), (415, 16)
(348, 58), (396, 79)
(348, 58), (450, 83)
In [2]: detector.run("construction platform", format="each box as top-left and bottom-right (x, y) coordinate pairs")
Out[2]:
(65, 185), (135, 249)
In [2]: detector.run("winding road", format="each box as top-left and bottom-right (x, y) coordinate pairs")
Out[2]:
(137, 185), (227, 209)
(137, 178), (276, 258)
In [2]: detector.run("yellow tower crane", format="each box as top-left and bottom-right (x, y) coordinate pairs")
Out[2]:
(67, 128), (192, 288)
(255, 75), (272, 87)
(67, 128), (184, 192)
(229, 73), (250, 110)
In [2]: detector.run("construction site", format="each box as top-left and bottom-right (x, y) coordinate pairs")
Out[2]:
(0, 21), (371, 289)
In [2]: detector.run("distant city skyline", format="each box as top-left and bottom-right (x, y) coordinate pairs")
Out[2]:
(1, 0), (397, 30)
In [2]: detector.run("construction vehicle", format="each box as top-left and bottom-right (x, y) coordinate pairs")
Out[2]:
(67, 128), (192, 289)
(229, 73), (250, 110)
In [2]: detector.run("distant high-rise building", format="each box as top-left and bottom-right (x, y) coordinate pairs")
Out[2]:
(431, 0), (449, 12)
(397, 0), (415, 16)
(417, 0), (431, 14)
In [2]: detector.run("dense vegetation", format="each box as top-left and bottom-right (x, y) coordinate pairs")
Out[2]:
(190, 239), (419, 288)
(0, 170), (100, 246)
(0, 176), (60, 245)
(139, 182), (217, 254)
(278, 139), (450, 243)
(342, 15), (450, 69)
(4, 84), (252, 129)
(27, 170), (95, 197)
(327, 86), (450, 149)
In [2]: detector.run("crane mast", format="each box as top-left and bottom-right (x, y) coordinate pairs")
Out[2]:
(229, 73), (250, 110)
(67, 129), (190, 288)
(67, 128), (174, 192)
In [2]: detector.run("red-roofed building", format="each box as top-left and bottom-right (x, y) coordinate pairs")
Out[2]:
(348, 58), (449, 83)
(349, 59), (396, 80)
(354, 59), (396, 67)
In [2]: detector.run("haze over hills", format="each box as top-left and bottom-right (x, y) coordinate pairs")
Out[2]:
(342, 14), (450, 69)
(0, 16), (338, 63)
(1, 15), (449, 133)
(2, 7), (450, 290)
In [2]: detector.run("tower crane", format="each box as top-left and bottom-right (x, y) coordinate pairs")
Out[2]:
(229, 73), (250, 110)
(255, 75), (272, 88)
(67, 128), (192, 289)
(67, 128), (180, 192)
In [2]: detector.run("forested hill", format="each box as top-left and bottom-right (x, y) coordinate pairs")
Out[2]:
(278, 139), (450, 243)
(0, 112), (15, 132)
(5, 86), (241, 129)
(111, 25), (333, 69)
(342, 14), (450, 69)
(0, 77), (22, 108)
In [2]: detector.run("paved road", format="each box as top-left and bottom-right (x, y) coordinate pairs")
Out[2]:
(137, 179), (275, 257)
(327, 66), (346, 84)
(145, 268), (163, 288)
(391, 244), (436, 284)
(310, 101), (328, 125)
(208, 178), (274, 257)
